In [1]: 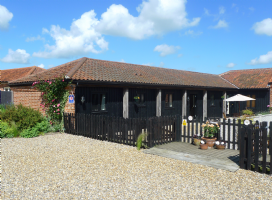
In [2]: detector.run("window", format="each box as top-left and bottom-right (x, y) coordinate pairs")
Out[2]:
(165, 93), (173, 107)
(210, 94), (215, 106)
(91, 93), (106, 112)
(4, 87), (10, 91)
(246, 95), (256, 108)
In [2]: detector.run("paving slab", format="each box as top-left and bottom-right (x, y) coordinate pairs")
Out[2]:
(143, 142), (240, 172)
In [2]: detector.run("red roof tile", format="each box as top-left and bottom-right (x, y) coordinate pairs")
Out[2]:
(2, 66), (46, 82)
(10, 57), (236, 89)
(220, 68), (272, 89)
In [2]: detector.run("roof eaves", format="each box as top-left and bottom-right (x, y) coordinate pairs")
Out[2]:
(65, 57), (87, 79)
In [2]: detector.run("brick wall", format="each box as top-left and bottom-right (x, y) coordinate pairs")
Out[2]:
(0, 82), (9, 91)
(10, 84), (76, 115)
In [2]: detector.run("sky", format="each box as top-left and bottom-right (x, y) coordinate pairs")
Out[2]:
(0, 0), (272, 74)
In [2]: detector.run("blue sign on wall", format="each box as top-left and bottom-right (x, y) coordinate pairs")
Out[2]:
(68, 95), (74, 103)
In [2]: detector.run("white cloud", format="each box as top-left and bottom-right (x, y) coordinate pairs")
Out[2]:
(26, 35), (45, 42)
(0, 5), (13, 30)
(247, 51), (272, 65)
(159, 62), (164, 67)
(1, 49), (30, 64)
(226, 63), (236, 68)
(204, 8), (210, 16)
(38, 64), (45, 68)
(184, 29), (202, 36)
(96, 0), (200, 40)
(154, 44), (180, 57)
(210, 20), (228, 29)
(178, 54), (183, 57)
(249, 7), (255, 11)
(120, 59), (125, 62)
(252, 18), (272, 36)
(219, 6), (225, 14)
(33, 10), (108, 58)
(142, 63), (153, 66)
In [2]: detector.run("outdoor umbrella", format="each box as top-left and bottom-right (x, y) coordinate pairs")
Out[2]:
(224, 94), (256, 115)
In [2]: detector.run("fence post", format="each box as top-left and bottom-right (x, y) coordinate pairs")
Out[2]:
(239, 125), (246, 169)
(246, 125), (253, 170)
(175, 115), (181, 142)
(237, 119), (241, 150)
(254, 124), (259, 172)
(269, 122), (272, 175)
(262, 122), (268, 173)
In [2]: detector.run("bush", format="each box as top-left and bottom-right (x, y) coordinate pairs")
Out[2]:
(0, 120), (18, 138)
(20, 118), (51, 138)
(242, 109), (254, 116)
(1, 104), (43, 131)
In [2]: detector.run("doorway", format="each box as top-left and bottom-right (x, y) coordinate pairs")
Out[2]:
(189, 94), (197, 118)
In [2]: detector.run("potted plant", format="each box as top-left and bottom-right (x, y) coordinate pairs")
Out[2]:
(215, 140), (226, 150)
(200, 140), (208, 150)
(193, 134), (202, 146)
(201, 120), (219, 147)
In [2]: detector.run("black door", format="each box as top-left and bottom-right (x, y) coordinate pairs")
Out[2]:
(189, 94), (197, 118)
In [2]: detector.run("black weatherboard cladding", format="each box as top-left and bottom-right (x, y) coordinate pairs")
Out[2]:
(75, 87), (123, 117)
(129, 88), (156, 118)
(161, 89), (182, 116)
(187, 90), (203, 118)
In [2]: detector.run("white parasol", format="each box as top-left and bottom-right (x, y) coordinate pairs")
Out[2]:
(224, 94), (256, 115)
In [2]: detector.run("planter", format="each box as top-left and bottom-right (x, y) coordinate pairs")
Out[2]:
(200, 144), (208, 150)
(216, 144), (225, 150)
(201, 137), (217, 148)
(193, 138), (201, 146)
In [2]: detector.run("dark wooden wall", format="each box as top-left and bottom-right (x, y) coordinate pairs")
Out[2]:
(75, 87), (123, 117)
(161, 89), (182, 116)
(129, 88), (156, 118)
(207, 91), (223, 118)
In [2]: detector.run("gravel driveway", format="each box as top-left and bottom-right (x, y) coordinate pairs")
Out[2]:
(1, 133), (272, 199)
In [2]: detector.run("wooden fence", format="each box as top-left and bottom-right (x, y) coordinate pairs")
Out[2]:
(63, 113), (179, 148)
(182, 116), (242, 150)
(239, 121), (272, 175)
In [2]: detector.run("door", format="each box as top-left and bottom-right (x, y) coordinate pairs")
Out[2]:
(189, 94), (197, 118)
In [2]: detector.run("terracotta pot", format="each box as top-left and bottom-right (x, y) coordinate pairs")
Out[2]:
(193, 138), (201, 146)
(200, 144), (208, 150)
(216, 145), (225, 150)
(201, 137), (217, 148)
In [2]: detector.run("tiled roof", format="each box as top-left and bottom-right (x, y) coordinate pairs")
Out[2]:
(10, 57), (236, 89)
(2, 66), (46, 82)
(220, 68), (272, 89)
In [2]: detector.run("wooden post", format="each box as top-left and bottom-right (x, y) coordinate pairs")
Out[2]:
(123, 88), (129, 119)
(203, 90), (207, 121)
(223, 91), (227, 118)
(182, 90), (187, 118)
(156, 89), (161, 117)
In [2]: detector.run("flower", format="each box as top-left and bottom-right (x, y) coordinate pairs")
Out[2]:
(267, 105), (270, 107)
(201, 120), (220, 138)
(57, 113), (60, 115)
(52, 99), (55, 102)
(57, 109), (59, 111)
(200, 140), (205, 144)
(54, 111), (55, 112)
(62, 79), (64, 82)
(53, 105), (55, 107)
(215, 140), (225, 146)
(57, 104), (60, 107)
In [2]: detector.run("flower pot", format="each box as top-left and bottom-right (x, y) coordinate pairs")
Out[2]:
(200, 144), (208, 150)
(193, 138), (201, 146)
(201, 137), (217, 148)
(216, 144), (225, 150)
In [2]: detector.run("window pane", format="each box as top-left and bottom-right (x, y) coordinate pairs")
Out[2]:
(252, 95), (256, 108)
(101, 94), (106, 110)
(92, 94), (99, 111)
(165, 94), (169, 107)
(246, 95), (250, 107)
(169, 94), (173, 107)
(141, 94), (144, 103)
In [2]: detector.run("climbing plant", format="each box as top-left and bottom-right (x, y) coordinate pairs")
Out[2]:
(33, 76), (71, 126)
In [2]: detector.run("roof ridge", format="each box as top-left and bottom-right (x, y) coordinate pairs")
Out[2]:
(26, 66), (38, 76)
(221, 67), (272, 75)
(86, 57), (221, 76)
(66, 57), (88, 78)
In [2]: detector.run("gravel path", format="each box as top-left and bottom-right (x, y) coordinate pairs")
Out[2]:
(1, 133), (272, 199)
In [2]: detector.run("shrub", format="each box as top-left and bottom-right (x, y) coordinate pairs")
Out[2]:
(136, 132), (148, 150)
(242, 109), (254, 116)
(1, 104), (43, 131)
(0, 120), (18, 138)
(20, 118), (51, 138)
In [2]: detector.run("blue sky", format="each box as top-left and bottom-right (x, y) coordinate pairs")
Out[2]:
(0, 0), (271, 74)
